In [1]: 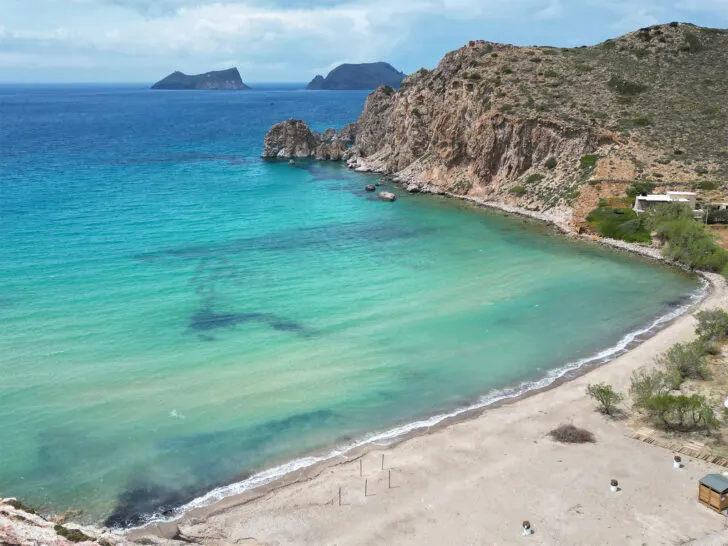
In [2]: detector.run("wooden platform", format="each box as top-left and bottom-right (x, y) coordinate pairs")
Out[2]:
(631, 427), (728, 468)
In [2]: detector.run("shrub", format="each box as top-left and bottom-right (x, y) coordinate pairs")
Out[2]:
(631, 117), (652, 127)
(580, 154), (600, 169)
(526, 173), (544, 184)
(502, 66), (513, 74)
(586, 205), (651, 243)
(654, 341), (709, 386)
(648, 203), (728, 271)
(586, 383), (624, 415)
(644, 393), (717, 430)
(549, 424), (595, 443)
(630, 368), (671, 408)
(545, 157), (557, 169)
(695, 309), (728, 342)
(544, 69), (559, 78)
(5, 499), (37, 514)
(510, 185), (527, 196)
(696, 181), (718, 190)
(607, 75), (648, 96)
(626, 181), (656, 199)
(707, 207), (728, 224)
(54, 525), (94, 543)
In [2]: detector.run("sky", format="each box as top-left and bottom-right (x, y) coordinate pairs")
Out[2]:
(0, 0), (727, 83)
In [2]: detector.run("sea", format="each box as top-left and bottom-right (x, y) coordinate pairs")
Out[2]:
(0, 83), (701, 527)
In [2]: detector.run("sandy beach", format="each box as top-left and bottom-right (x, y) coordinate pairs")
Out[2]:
(129, 272), (728, 545)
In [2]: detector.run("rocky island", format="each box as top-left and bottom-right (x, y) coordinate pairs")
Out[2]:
(306, 62), (406, 90)
(271, 23), (728, 234)
(151, 68), (250, 90)
(261, 119), (357, 160)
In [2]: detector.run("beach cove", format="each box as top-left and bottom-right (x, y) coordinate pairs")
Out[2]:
(0, 85), (710, 537)
(135, 273), (728, 545)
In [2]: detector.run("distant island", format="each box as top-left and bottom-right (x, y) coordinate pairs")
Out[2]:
(151, 68), (250, 90)
(306, 62), (406, 90)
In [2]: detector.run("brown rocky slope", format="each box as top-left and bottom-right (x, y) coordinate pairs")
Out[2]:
(267, 23), (728, 231)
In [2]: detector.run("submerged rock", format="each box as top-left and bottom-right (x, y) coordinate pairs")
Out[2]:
(365, 184), (376, 192)
(377, 191), (396, 201)
(406, 183), (420, 193)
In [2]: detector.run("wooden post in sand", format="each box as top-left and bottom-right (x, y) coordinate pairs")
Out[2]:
(365, 479), (368, 496)
(381, 454), (384, 470)
(388, 469), (392, 489)
(338, 487), (342, 506)
(359, 459), (363, 477)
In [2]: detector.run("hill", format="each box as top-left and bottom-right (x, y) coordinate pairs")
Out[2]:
(345, 23), (728, 229)
(306, 62), (406, 90)
(151, 68), (250, 90)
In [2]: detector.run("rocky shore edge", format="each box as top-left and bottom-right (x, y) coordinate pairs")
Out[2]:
(262, 118), (666, 266)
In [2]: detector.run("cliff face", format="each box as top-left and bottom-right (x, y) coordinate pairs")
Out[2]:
(346, 23), (728, 228)
(306, 62), (406, 90)
(262, 119), (357, 160)
(151, 68), (250, 90)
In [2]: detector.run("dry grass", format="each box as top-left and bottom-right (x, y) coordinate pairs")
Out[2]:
(549, 424), (596, 443)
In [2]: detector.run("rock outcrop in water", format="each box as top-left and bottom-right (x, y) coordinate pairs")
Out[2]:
(261, 119), (358, 160)
(151, 68), (250, 90)
(306, 62), (406, 90)
(267, 23), (728, 231)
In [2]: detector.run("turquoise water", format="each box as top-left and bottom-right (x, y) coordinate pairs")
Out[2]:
(0, 85), (699, 526)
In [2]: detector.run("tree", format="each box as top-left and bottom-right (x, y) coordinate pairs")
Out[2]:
(695, 309), (728, 342)
(586, 383), (624, 415)
(654, 341), (709, 387)
(629, 368), (670, 408)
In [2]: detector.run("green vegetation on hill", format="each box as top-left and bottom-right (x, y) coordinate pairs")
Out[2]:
(586, 204), (651, 243)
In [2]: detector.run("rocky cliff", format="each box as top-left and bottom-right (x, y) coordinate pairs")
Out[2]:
(270, 23), (728, 231)
(306, 62), (406, 90)
(152, 68), (250, 90)
(262, 119), (357, 160)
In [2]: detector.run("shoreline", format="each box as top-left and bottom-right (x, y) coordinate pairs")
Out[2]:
(132, 271), (728, 545)
(128, 220), (714, 544)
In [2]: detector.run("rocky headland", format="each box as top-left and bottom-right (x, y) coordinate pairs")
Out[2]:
(268, 23), (728, 232)
(306, 62), (406, 90)
(151, 68), (250, 90)
(261, 119), (357, 160)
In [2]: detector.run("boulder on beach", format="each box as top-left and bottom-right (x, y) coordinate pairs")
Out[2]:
(406, 183), (420, 193)
(377, 192), (396, 202)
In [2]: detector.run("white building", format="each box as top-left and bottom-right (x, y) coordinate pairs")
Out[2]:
(634, 191), (704, 219)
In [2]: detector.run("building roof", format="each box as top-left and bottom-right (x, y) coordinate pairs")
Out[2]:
(667, 191), (698, 197)
(700, 474), (728, 493)
(636, 195), (687, 202)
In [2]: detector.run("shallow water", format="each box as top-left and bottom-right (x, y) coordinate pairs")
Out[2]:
(0, 85), (699, 525)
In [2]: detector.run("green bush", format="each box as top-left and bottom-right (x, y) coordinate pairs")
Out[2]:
(695, 309), (728, 342)
(544, 69), (559, 78)
(525, 173), (544, 184)
(648, 203), (728, 271)
(654, 341), (709, 387)
(502, 66), (513, 74)
(696, 181), (718, 190)
(644, 393), (717, 430)
(54, 525), (93, 543)
(545, 157), (557, 170)
(630, 368), (671, 408)
(586, 383), (624, 415)
(510, 185), (527, 196)
(607, 75), (648, 96)
(626, 181), (656, 199)
(586, 205), (651, 243)
(580, 154), (600, 169)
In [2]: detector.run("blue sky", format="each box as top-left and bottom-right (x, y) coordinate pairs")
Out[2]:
(1, 0), (727, 83)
